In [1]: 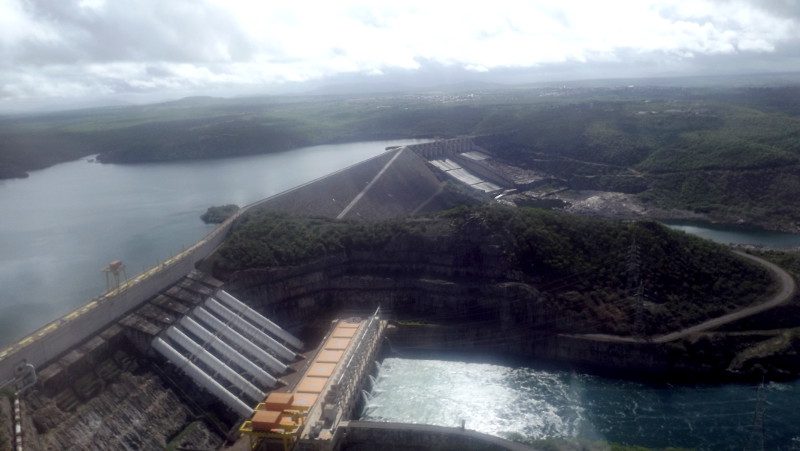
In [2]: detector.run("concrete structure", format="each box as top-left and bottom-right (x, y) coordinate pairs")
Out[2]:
(406, 138), (473, 159)
(338, 421), (535, 450)
(0, 144), (444, 391)
(0, 138), (526, 449)
(407, 138), (513, 194)
(239, 308), (387, 451)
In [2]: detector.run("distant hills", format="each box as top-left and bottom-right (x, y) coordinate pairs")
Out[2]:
(2, 77), (799, 230)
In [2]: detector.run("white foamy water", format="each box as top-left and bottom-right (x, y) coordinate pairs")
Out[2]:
(362, 358), (588, 442)
(362, 357), (800, 450)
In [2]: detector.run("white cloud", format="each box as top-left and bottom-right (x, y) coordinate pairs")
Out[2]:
(1, 0), (798, 105)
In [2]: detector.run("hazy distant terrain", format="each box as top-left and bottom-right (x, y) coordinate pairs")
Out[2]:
(2, 78), (799, 229)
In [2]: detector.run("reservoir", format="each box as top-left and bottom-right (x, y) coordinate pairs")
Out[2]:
(0, 139), (424, 347)
(3, 142), (800, 449)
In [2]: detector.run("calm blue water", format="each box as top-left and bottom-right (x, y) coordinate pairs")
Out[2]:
(665, 221), (800, 248)
(364, 357), (800, 450)
(0, 140), (424, 347)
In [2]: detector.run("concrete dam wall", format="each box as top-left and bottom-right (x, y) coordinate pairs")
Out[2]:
(0, 211), (237, 388)
(0, 139), (544, 449)
(0, 144), (448, 389)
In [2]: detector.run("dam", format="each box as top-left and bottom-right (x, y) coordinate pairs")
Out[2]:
(0, 139), (529, 450)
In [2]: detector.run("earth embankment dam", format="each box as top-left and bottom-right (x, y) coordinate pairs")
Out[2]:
(0, 144), (451, 388)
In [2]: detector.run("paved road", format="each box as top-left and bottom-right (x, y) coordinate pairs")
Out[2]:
(567, 250), (798, 344)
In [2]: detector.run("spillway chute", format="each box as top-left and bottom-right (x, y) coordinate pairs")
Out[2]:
(216, 290), (303, 350)
(152, 337), (252, 417)
(193, 307), (288, 374)
(179, 316), (277, 388)
(164, 327), (265, 403)
(205, 298), (296, 361)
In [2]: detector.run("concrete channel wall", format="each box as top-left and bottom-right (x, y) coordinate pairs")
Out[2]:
(0, 145), (414, 389)
(338, 421), (534, 451)
(0, 209), (238, 387)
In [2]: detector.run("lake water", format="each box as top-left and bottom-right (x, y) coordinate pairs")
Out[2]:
(0, 139), (424, 347)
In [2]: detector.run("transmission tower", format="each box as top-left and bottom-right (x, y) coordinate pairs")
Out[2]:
(101, 260), (128, 292)
(626, 236), (646, 337)
(626, 237), (641, 286)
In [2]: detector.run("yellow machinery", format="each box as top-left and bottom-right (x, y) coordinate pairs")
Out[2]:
(240, 397), (309, 451)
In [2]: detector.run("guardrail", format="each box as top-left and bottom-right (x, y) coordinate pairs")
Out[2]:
(0, 145), (407, 390)
(327, 307), (384, 431)
(0, 206), (241, 386)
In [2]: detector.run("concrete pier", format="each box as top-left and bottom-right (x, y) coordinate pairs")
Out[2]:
(239, 308), (386, 451)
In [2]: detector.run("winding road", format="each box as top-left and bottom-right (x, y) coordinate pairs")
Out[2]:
(567, 250), (798, 344)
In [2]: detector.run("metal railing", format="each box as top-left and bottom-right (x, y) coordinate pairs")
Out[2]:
(327, 307), (384, 431)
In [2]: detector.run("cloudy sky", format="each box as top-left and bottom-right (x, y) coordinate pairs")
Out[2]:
(1, 0), (799, 110)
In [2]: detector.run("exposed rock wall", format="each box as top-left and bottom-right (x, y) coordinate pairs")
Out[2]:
(222, 239), (800, 382)
(223, 231), (564, 336)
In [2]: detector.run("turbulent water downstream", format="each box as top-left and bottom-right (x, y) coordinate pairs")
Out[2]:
(363, 356), (800, 450)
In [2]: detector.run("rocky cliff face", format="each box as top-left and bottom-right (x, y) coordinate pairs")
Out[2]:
(221, 232), (800, 382)
(223, 231), (578, 335)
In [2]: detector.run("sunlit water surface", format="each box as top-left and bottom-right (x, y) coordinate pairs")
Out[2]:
(362, 357), (800, 450)
(0, 139), (424, 346)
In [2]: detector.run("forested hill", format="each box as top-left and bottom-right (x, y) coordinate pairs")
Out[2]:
(208, 206), (774, 336)
(2, 82), (799, 229)
(2, 83), (798, 170)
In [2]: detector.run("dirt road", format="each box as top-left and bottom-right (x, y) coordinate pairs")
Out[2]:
(567, 250), (797, 344)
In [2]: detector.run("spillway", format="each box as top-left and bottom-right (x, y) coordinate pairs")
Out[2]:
(193, 307), (288, 374)
(205, 298), (297, 361)
(164, 327), (265, 403)
(180, 316), (277, 388)
(152, 337), (252, 417)
(216, 290), (304, 349)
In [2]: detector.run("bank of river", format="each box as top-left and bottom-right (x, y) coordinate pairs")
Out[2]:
(0, 139), (425, 347)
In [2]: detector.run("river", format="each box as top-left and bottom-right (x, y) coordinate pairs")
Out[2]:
(665, 221), (800, 248)
(3, 144), (800, 449)
(363, 354), (800, 450)
(360, 215), (800, 450)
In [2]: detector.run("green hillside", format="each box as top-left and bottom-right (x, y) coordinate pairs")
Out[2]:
(208, 207), (774, 336)
(2, 83), (799, 229)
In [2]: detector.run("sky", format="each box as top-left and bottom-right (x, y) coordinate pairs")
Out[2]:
(1, 0), (799, 111)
